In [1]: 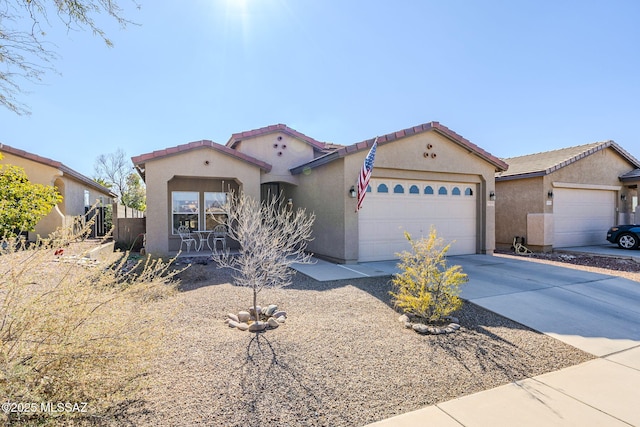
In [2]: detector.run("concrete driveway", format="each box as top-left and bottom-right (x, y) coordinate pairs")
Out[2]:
(451, 254), (640, 357)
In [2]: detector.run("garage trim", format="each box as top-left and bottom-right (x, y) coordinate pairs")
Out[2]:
(553, 182), (622, 191)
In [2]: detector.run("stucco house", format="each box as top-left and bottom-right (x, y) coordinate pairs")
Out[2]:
(495, 141), (640, 252)
(132, 121), (507, 262)
(0, 143), (115, 240)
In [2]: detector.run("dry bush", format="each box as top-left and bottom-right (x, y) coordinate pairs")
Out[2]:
(0, 226), (179, 425)
(391, 228), (468, 322)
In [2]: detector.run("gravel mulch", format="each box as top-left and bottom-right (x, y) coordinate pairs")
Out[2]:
(119, 257), (596, 427)
(494, 249), (640, 283)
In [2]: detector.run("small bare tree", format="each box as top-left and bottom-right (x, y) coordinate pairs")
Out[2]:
(213, 192), (315, 315)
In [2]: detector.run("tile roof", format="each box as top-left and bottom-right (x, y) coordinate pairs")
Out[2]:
(0, 143), (115, 196)
(620, 168), (640, 182)
(496, 141), (640, 181)
(290, 121), (508, 174)
(226, 123), (337, 153)
(131, 140), (272, 180)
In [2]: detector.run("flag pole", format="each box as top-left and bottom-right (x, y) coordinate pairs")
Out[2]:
(355, 136), (378, 213)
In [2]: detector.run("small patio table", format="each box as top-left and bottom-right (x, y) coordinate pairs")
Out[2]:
(194, 230), (214, 251)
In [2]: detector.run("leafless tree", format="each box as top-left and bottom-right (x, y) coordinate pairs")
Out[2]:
(213, 192), (315, 315)
(93, 148), (130, 202)
(1, 0), (136, 115)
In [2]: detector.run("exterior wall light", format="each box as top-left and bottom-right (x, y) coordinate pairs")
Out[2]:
(349, 186), (357, 198)
(548, 190), (554, 199)
(621, 194), (627, 201)
(489, 191), (496, 201)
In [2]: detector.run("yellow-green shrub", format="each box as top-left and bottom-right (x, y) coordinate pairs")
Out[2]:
(390, 228), (468, 322)
(0, 227), (178, 425)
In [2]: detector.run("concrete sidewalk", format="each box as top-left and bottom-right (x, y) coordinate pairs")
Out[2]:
(292, 248), (640, 426)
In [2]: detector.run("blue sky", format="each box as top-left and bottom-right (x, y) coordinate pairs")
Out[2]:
(2, 0), (640, 178)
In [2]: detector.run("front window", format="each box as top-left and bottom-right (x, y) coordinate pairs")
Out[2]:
(205, 192), (227, 230)
(172, 191), (199, 233)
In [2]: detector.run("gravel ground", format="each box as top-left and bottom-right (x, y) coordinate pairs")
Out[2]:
(118, 255), (600, 427)
(494, 249), (640, 283)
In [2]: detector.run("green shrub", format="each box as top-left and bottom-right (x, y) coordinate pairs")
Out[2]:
(390, 228), (468, 322)
(0, 225), (178, 425)
(0, 164), (62, 238)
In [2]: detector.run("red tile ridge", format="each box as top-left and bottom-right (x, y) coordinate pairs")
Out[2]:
(226, 123), (330, 151)
(131, 140), (272, 172)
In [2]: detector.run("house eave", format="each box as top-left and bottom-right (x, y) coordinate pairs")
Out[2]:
(496, 171), (547, 182)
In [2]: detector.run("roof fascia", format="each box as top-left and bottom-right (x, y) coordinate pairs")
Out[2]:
(292, 122), (508, 174)
(226, 124), (327, 151)
(1, 143), (114, 196)
(131, 140), (272, 173)
(495, 171), (546, 181)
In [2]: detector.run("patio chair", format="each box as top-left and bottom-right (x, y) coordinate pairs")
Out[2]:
(212, 224), (227, 251)
(177, 225), (198, 252)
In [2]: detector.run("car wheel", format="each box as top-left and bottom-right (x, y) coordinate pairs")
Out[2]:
(617, 233), (639, 249)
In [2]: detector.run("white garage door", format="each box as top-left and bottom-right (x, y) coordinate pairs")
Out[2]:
(553, 188), (615, 247)
(358, 179), (477, 262)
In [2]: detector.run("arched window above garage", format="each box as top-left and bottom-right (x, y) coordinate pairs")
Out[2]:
(452, 187), (461, 196)
(409, 185), (419, 194)
(438, 186), (448, 195)
(377, 183), (389, 193)
(465, 187), (473, 196)
(424, 186), (434, 195)
(393, 184), (404, 194)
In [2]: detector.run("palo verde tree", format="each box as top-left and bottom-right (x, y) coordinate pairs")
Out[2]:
(0, 155), (62, 238)
(213, 192), (315, 316)
(390, 228), (468, 322)
(1, 0), (135, 115)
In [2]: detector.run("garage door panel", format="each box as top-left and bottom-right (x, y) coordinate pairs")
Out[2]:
(358, 180), (477, 261)
(553, 188), (615, 247)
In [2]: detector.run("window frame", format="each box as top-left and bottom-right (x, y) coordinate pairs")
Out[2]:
(172, 191), (200, 234)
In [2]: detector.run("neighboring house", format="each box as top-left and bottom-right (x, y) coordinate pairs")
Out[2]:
(132, 122), (507, 262)
(495, 141), (640, 252)
(0, 143), (115, 240)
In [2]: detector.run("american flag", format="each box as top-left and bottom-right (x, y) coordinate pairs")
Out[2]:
(356, 137), (378, 212)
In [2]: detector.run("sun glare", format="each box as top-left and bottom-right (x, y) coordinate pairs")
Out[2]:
(227, 0), (249, 13)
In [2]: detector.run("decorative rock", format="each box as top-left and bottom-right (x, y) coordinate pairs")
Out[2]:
(272, 311), (287, 319)
(404, 322), (413, 329)
(265, 304), (278, 316)
(275, 316), (286, 324)
(249, 306), (262, 319)
(267, 317), (280, 328)
(236, 322), (249, 331)
(228, 320), (239, 328)
(398, 314), (410, 323)
(448, 323), (460, 331)
(248, 321), (267, 332)
(443, 316), (459, 324)
(405, 313), (417, 321)
(238, 311), (251, 323)
(227, 313), (239, 323)
(412, 323), (430, 334)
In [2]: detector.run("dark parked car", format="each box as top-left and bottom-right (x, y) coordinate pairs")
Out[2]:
(607, 225), (640, 249)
